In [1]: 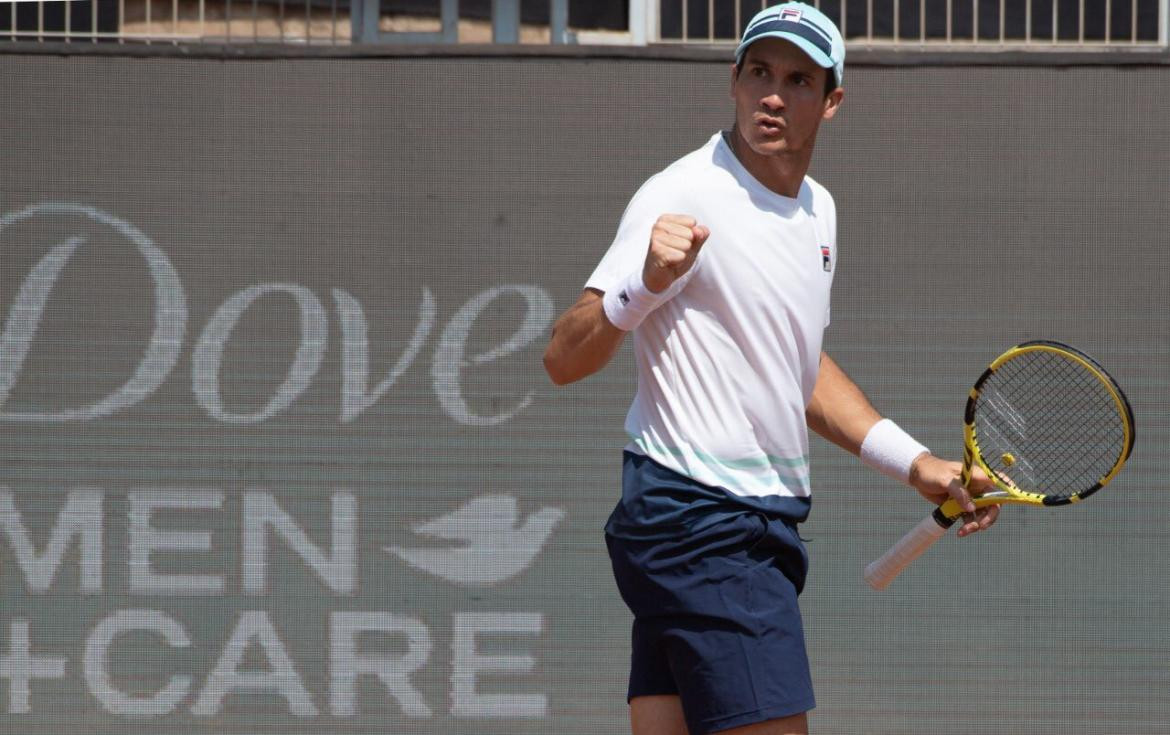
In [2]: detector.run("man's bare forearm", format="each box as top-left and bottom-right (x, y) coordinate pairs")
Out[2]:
(546, 215), (709, 386)
(543, 290), (627, 385)
(805, 351), (883, 455)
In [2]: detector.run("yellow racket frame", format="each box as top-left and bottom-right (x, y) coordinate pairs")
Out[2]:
(937, 341), (1135, 521)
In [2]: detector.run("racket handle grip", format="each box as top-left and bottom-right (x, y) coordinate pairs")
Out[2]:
(864, 511), (951, 591)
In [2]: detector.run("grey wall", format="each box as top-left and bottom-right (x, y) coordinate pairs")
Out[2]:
(1, 54), (1168, 734)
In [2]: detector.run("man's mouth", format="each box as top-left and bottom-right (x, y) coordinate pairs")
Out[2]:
(756, 116), (784, 135)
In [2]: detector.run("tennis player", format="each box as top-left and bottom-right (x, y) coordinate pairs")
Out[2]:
(544, 4), (999, 734)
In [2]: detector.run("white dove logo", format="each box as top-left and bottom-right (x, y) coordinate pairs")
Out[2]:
(385, 494), (565, 587)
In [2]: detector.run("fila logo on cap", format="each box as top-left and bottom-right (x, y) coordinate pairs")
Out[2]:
(779, 7), (803, 22)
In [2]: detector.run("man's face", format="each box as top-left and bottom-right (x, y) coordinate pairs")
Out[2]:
(731, 37), (843, 158)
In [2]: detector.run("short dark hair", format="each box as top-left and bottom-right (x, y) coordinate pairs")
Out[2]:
(735, 57), (839, 99)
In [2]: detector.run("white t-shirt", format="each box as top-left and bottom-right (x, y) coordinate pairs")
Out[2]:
(587, 132), (836, 516)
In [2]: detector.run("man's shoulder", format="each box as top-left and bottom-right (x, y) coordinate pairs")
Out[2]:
(634, 135), (731, 199)
(802, 175), (836, 214)
(668, 134), (724, 171)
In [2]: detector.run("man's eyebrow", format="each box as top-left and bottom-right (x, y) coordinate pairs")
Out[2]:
(746, 52), (818, 72)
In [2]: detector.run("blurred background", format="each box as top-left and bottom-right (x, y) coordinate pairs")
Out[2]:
(1, 0), (1164, 45)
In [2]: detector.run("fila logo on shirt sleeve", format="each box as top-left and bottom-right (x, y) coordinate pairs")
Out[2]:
(820, 244), (832, 272)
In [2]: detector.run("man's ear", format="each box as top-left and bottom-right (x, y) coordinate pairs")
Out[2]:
(822, 87), (845, 120)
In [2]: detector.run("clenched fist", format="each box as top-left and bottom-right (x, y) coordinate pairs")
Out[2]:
(643, 214), (710, 294)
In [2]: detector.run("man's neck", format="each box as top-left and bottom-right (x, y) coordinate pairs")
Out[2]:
(726, 128), (811, 199)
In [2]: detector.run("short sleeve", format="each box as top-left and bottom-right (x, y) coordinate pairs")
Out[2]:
(585, 176), (675, 294)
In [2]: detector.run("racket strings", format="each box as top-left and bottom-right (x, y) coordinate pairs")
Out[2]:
(973, 350), (1126, 498)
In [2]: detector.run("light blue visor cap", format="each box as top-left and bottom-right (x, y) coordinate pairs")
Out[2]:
(734, 2), (845, 88)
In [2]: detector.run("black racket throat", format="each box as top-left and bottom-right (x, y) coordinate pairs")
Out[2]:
(930, 486), (1087, 530)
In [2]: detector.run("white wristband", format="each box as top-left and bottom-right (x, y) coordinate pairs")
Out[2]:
(860, 418), (930, 485)
(602, 270), (667, 332)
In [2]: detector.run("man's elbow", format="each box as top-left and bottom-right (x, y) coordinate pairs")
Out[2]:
(543, 349), (576, 386)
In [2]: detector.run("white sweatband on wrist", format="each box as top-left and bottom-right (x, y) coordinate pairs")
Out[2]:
(860, 418), (930, 485)
(602, 270), (667, 332)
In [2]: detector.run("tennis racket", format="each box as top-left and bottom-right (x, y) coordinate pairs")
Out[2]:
(864, 340), (1135, 590)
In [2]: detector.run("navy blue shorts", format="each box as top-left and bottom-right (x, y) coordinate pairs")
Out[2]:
(605, 455), (815, 735)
